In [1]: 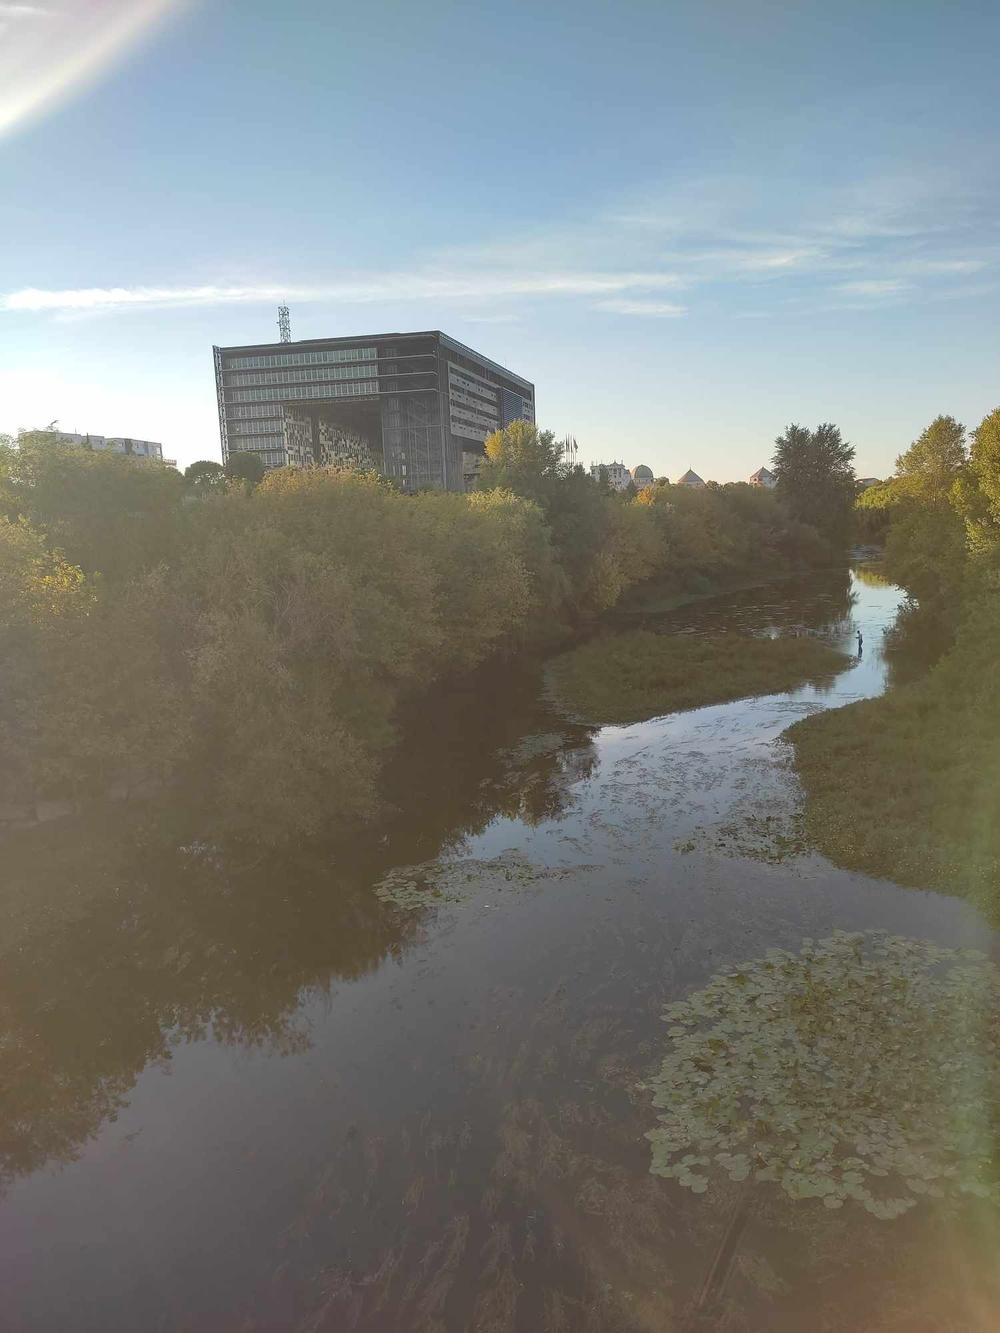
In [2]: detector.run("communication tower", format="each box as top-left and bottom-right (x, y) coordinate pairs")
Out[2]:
(277, 305), (291, 343)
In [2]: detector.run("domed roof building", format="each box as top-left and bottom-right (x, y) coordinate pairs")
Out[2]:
(630, 464), (654, 489)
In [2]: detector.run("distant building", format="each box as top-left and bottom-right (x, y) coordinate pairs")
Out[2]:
(857, 477), (882, 490)
(54, 432), (176, 468)
(213, 330), (534, 492)
(676, 468), (706, 488)
(590, 461), (632, 492)
(749, 466), (776, 489)
(631, 464), (654, 490)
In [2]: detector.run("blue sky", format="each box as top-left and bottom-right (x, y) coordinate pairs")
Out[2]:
(2, 0), (998, 479)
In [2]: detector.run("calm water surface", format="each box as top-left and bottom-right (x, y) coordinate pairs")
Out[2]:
(1, 567), (996, 1331)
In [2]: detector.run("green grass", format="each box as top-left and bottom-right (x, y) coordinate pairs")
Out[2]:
(786, 678), (1000, 917)
(546, 630), (849, 725)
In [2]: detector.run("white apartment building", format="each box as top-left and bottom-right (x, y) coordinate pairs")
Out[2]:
(590, 461), (632, 491)
(55, 432), (176, 469)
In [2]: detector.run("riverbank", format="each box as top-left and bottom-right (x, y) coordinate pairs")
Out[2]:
(786, 581), (1000, 918)
(546, 629), (848, 724)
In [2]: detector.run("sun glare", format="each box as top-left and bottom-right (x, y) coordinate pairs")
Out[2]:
(0, 0), (186, 139)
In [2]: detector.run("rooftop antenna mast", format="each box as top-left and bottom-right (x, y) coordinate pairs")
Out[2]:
(277, 304), (291, 343)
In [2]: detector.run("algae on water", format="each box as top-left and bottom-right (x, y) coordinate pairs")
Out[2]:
(375, 849), (591, 912)
(644, 931), (1000, 1219)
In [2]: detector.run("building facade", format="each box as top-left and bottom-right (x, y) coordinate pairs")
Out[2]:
(589, 461), (632, 491)
(212, 330), (534, 492)
(55, 432), (175, 468)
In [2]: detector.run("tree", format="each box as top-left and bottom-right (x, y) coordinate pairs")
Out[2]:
(952, 406), (1000, 549)
(477, 422), (612, 612)
(895, 415), (966, 485)
(478, 421), (564, 503)
(857, 415), (970, 601)
(772, 423), (856, 542)
(225, 451), (266, 488)
(185, 460), (227, 492)
(5, 431), (185, 580)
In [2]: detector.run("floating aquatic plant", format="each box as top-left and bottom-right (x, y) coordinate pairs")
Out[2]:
(375, 850), (589, 912)
(645, 931), (1000, 1219)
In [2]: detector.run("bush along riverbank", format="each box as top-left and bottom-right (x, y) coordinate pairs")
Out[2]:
(0, 423), (837, 844)
(547, 631), (848, 725)
(786, 409), (1000, 919)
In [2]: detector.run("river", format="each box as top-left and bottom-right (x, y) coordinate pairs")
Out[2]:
(0, 565), (995, 1331)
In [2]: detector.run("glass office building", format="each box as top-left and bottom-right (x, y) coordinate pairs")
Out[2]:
(213, 331), (534, 491)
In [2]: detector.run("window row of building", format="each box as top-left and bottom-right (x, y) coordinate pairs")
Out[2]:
(450, 403), (497, 430)
(451, 420), (490, 442)
(224, 364), (378, 387)
(232, 437), (285, 454)
(228, 402), (288, 419)
(449, 385), (499, 414)
(230, 381), (377, 403)
(448, 366), (497, 402)
(229, 418), (283, 435)
(225, 347), (377, 370)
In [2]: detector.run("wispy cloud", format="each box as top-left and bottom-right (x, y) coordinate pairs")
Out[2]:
(437, 173), (996, 310)
(0, 4), (53, 15)
(2, 270), (687, 314)
(6, 171), (995, 323)
(834, 279), (913, 299)
(460, 313), (521, 324)
(898, 257), (988, 276)
(594, 298), (687, 318)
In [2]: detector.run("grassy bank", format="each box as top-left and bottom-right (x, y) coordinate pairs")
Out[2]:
(547, 630), (849, 725)
(784, 404), (1000, 917)
(786, 612), (1000, 917)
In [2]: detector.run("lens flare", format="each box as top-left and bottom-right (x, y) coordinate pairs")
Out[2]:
(0, 0), (187, 140)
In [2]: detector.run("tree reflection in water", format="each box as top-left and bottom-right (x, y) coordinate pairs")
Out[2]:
(0, 657), (599, 1190)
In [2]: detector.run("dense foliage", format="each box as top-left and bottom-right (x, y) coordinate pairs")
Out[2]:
(0, 425), (828, 842)
(547, 630), (847, 725)
(788, 407), (1000, 912)
(772, 422), (857, 543)
(646, 932), (1000, 1220)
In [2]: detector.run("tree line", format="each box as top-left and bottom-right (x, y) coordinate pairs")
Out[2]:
(0, 422), (843, 842)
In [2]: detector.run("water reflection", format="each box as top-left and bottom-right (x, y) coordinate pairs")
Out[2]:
(626, 565), (857, 640)
(0, 818), (406, 1186)
(0, 665), (600, 1191)
(381, 660), (599, 857)
(882, 595), (955, 686)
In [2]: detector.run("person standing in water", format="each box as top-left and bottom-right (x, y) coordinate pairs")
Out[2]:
(857, 629), (864, 656)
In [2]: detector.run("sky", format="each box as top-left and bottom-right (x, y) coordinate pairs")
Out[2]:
(2, 0), (999, 480)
